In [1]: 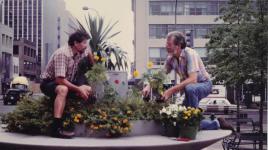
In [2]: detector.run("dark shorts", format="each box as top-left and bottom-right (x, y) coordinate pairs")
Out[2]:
(40, 80), (77, 99)
(40, 56), (93, 99)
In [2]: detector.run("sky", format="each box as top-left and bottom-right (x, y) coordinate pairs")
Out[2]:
(64, 0), (134, 63)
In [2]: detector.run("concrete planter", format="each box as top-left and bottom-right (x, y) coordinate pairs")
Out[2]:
(91, 71), (128, 101)
(128, 120), (162, 136)
(74, 120), (162, 137)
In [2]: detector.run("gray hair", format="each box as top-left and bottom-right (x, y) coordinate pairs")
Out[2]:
(167, 31), (186, 49)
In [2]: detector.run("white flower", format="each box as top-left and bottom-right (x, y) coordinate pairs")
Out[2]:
(166, 110), (171, 115)
(178, 105), (186, 112)
(160, 107), (167, 114)
(169, 104), (178, 112)
(173, 122), (177, 126)
(172, 113), (178, 118)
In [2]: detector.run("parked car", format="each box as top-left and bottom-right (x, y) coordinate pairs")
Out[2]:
(3, 76), (32, 105)
(199, 98), (239, 114)
(3, 89), (32, 105)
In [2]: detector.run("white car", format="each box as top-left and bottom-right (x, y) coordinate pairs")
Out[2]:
(199, 98), (238, 113)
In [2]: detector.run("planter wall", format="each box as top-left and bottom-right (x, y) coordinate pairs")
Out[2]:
(74, 120), (162, 137)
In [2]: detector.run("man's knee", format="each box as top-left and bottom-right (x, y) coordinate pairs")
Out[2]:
(185, 84), (196, 94)
(55, 85), (68, 96)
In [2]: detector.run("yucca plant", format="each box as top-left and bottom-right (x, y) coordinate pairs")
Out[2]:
(75, 14), (128, 71)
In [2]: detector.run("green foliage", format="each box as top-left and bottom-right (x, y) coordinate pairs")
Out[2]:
(85, 64), (107, 85)
(76, 14), (128, 71)
(102, 82), (120, 101)
(142, 70), (167, 94)
(206, 0), (268, 85)
(1, 96), (53, 135)
(1, 94), (164, 137)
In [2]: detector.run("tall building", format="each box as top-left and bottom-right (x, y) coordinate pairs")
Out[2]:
(132, 0), (227, 78)
(42, 0), (75, 71)
(3, 0), (73, 79)
(13, 38), (37, 80)
(0, 0), (14, 94)
(3, 0), (42, 79)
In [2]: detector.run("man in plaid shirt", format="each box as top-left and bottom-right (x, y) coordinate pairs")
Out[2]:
(40, 30), (95, 138)
(142, 31), (212, 108)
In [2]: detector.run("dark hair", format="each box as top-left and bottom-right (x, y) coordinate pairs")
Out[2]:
(68, 30), (90, 46)
(167, 31), (186, 49)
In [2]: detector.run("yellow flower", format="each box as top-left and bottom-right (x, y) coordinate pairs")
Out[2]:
(112, 117), (118, 121)
(123, 119), (128, 124)
(63, 121), (69, 127)
(133, 70), (139, 78)
(147, 61), (154, 69)
(183, 116), (188, 120)
(193, 109), (200, 115)
(187, 112), (191, 117)
(76, 113), (82, 118)
(94, 55), (100, 61)
(183, 110), (189, 115)
(74, 117), (79, 123)
(127, 110), (132, 115)
(123, 127), (129, 133)
(101, 57), (106, 62)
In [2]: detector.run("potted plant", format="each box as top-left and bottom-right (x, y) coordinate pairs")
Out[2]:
(159, 104), (186, 137)
(75, 14), (129, 98)
(177, 107), (204, 139)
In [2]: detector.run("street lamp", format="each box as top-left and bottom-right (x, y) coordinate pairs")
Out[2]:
(82, 6), (100, 17)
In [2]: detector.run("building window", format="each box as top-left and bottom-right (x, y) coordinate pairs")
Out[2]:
(14, 65), (19, 74)
(5, 35), (8, 45)
(149, 24), (215, 39)
(24, 46), (27, 55)
(2, 34), (5, 45)
(148, 47), (167, 66)
(149, 1), (227, 16)
(149, 24), (168, 39)
(27, 47), (31, 56)
(13, 45), (19, 55)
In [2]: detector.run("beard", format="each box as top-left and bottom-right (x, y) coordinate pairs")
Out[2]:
(77, 47), (87, 54)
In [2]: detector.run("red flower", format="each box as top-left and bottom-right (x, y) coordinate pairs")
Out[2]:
(114, 80), (120, 84)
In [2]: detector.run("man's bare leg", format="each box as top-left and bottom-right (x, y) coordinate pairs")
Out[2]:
(54, 85), (68, 118)
(51, 85), (74, 138)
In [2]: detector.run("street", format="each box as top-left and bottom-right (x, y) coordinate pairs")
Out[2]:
(0, 95), (16, 114)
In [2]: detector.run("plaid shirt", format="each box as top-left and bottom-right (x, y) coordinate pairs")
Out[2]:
(41, 45), (90, 82)
(165, 47), (210, 82)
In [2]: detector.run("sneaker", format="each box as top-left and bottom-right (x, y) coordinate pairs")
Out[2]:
(51, 128), (75, 139)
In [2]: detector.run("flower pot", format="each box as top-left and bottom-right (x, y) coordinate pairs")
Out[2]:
(107, 71), (128, 99)
(179, 126), (199, 139)
(162, 123), (180, 137)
